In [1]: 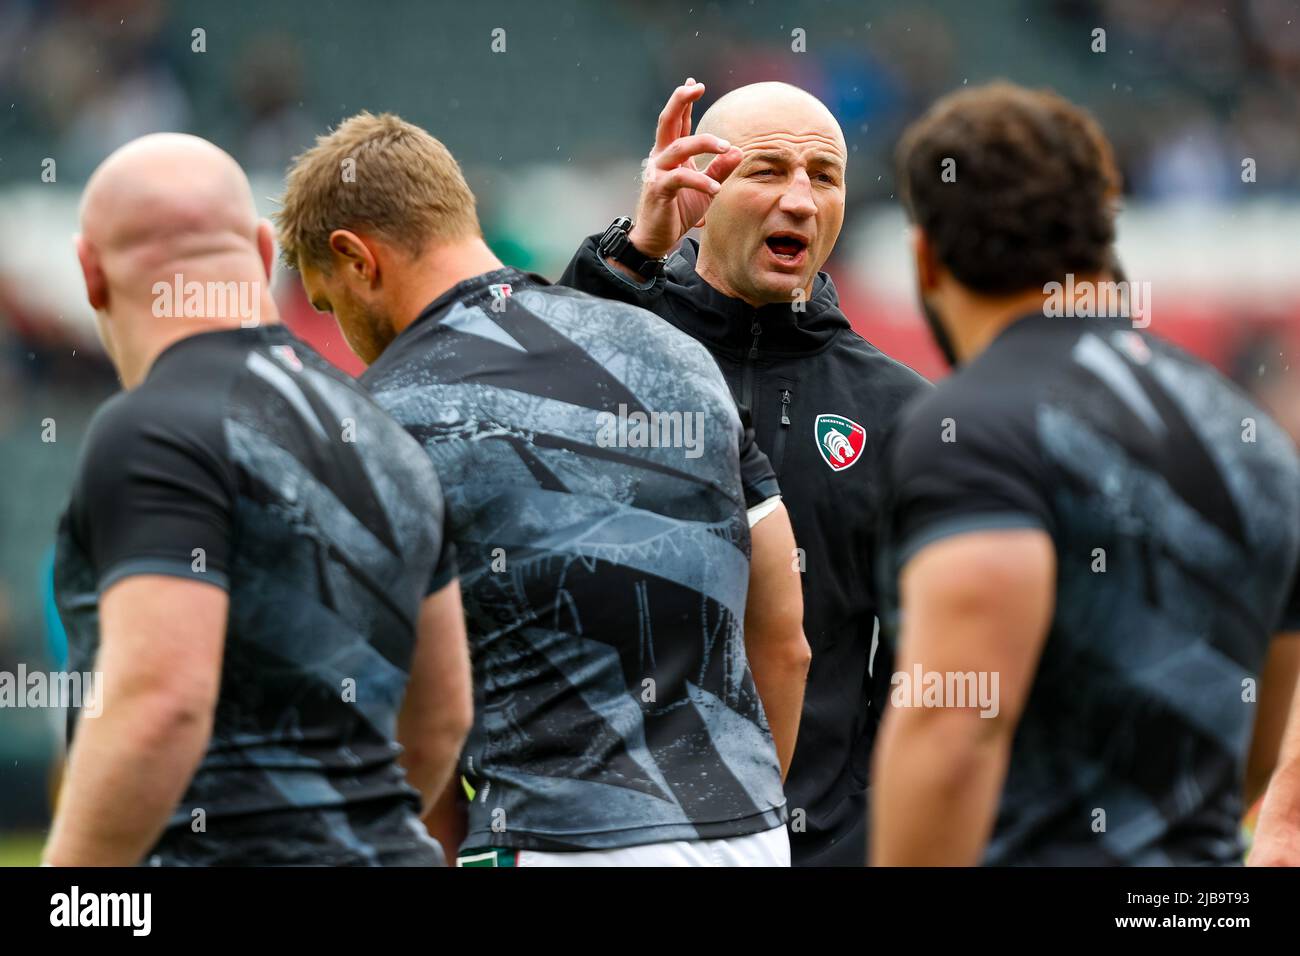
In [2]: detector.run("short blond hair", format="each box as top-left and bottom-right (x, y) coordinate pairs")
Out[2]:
(277, 111), (479, 271)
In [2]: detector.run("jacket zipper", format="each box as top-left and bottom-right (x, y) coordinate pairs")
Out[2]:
(741, 318), (761, 410)
(771, 387), (792, 474)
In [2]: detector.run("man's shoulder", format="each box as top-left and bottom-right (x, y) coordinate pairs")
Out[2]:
(831, 328), (933, 404)
(238, 330), (395, 432)
(142, 326), (333, 418)
(68, 375), (231, 530)
(80, 389), (150, 466)
(542, 271), (665, 318)
(89, 359), (225, 455)
(526, 280), (721, 370)
(544, 279), (678, 322)
(833, 328), (928, 379)
(87, 329), (344, 468)
(888, 361), (1036, 469)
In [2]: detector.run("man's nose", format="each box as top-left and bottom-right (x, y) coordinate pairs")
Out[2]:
(778, 171), (817, 218)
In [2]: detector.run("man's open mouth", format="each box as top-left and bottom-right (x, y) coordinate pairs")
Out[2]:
(765, 233), (808, 262)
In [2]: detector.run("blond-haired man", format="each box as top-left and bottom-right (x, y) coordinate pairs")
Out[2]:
(280, 112), (810, 866)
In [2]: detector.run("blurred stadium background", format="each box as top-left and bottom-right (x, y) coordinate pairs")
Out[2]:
(2, 0), (1299, 863)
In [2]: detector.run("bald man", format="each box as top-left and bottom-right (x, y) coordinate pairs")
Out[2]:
(43, 133), (472, 866)
(562, 79), (930, 866)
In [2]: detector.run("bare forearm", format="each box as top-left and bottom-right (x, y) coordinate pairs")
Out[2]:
(743, 506), (807, 779)
(1252, 694), (1300, 863)
(399, 727), (467, 815)
(423, 777), (468, 862)
(1259, 753), (1300, 827)
(746, 637), (809, 779)
(44, 699), (211, 865)
(1245, 635), (1300, 805)
(871, 710), (1010, 866)
(400, 583), (473, 815)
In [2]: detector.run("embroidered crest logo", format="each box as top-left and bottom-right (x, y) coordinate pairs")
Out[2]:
(814, 414), (866, 472)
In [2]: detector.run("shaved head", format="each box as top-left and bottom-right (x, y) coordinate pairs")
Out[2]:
(696, 82), (846, 162)
(76, 133), (276, 387)
(691, 82), (848, 306)
(80, 133), (261, 281)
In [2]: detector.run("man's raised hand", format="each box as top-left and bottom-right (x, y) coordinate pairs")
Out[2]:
(627, 78), (743, 260)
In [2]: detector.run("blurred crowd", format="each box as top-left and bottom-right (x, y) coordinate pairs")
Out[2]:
(4, 0), (1299, 196)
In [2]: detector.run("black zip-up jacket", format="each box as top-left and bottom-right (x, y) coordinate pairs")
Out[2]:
(561, 235), (930, 865)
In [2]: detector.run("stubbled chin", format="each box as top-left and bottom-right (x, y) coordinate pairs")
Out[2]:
(753, 271), (808, 304)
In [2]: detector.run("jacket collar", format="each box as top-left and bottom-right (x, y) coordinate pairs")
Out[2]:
(413, 266), (542, 326)
(663, 238), (850, 356)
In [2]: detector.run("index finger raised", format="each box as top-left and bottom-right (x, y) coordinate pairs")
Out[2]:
(654, 81), (707, 153)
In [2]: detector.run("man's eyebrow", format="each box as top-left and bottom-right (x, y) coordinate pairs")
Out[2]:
(741, 149), (846, 171)
(809, 152), (847, 170)
(741, 150), (795, 165)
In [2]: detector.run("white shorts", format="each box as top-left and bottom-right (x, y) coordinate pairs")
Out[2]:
(459, 825), (790, 867)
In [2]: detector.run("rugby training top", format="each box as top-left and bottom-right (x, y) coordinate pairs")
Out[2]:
(362, 268), (787, 851)
(562, 234), (930, 866)
(877, 314), (1300, 865)
(55, 326), (455, 862)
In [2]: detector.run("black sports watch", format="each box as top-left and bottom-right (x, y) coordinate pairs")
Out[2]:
(597, 216), (666, 280)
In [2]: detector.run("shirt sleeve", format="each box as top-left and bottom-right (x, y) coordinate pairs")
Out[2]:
(69, 397), (235, 593)
(558, 233), (666, 309)
(746, 495), (783, 528)
(887, 397), (1054, 566)
(427, 535), (459, 596)
(737, 401), (781, 510)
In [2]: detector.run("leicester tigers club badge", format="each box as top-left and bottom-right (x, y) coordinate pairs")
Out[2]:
(815, 413), (866, 472)
(488, 283), (513, 313)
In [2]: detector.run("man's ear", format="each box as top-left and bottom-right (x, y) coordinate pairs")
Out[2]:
(912, 226), (940, 293)
(256, 220), (276, 281)
(74, 234), (108, 311)
(328, 229), (379, 288)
